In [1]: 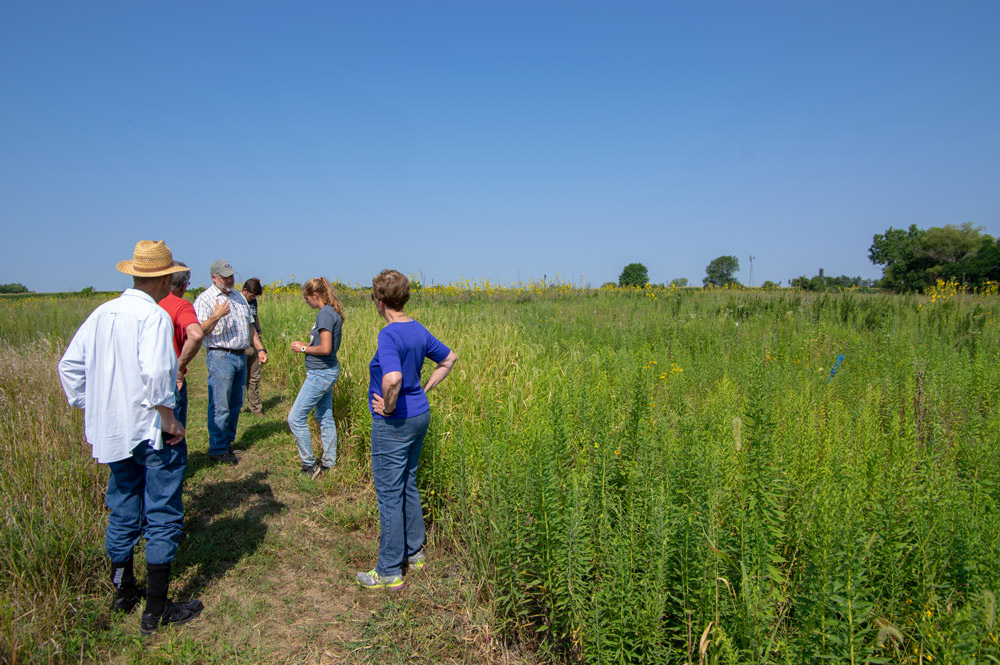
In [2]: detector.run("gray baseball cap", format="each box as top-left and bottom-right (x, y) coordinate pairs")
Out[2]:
(210, 259), (235, 277)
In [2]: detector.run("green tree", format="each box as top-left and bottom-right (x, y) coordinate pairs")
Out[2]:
(918, 223), (990, 264)
(918, 223), (992, 282)
(618, 262), (649, 288)
(0, 283), (29, 294)
(868, 225), (933, 292)
(669, 277), (688, 287)
(703, 255), (740, 287)
(940, 237), (1000, 288)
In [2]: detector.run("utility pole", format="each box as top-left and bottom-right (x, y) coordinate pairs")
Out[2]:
(748, 255), (755, 287)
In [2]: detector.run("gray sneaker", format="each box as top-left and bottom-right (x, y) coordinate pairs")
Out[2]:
(356, 569), (404, 590)
(407, 550), (426, 571)
(301, 463), (317, 476)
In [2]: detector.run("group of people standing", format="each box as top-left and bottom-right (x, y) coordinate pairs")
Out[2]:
(57, 240), (457, 637)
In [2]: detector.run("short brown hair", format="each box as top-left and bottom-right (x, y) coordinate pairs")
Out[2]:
(372, 269), (409, 310)
(242, 277), (263, 296)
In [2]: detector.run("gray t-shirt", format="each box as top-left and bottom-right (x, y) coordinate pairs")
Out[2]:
(305, 305), (341, 370)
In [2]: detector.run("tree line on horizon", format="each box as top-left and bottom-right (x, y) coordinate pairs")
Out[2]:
(6, 222), (996, 296)
(615, 222), (995, 293)
(615, 257), (877, 291)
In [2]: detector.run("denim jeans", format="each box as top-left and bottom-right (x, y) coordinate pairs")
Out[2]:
(106, 440), (187, 565)
(206, 349), (246, 456)
(174, 380), (188, 429)
(287, 365), (340, 467)
(371, 410), (431, 577)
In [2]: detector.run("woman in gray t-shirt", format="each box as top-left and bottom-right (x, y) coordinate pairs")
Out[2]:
(288, 277), (345, 475)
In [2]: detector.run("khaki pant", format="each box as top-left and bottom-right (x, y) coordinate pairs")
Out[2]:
(245, 346), (262, 413)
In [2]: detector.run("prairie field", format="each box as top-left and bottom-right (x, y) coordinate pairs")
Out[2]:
(2, 284), (999, 664)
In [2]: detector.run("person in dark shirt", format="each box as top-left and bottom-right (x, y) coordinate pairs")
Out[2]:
(288, 277), (345, 475)
(241, 277), (265, 415)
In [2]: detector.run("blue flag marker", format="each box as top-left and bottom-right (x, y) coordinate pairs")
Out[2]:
(828, 354), (844, 383)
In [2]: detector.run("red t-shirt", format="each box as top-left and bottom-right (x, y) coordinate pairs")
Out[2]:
(159, 293), (200, 358)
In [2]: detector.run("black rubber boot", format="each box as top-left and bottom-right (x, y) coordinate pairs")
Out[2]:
(144, 562), (170, 618)
(139, 598), (205, 636)
(140, 562), (204, 636)
(110, 558), (143, 613)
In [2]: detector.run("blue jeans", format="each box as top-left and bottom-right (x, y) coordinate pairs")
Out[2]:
(371, 410), (431, 577)
(106, 440), (187, 565)
(174, 380), (188, 429)
(206, 349), (246, 456)
(287, 365), (340, 467)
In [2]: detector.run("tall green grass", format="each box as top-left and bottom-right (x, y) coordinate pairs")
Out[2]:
(397, 289), (1000, 663)
(2, 288), (998, 663)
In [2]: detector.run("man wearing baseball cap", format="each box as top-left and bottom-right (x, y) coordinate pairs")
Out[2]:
(194, 259), (268, 464)
(58, 240), (204, 635)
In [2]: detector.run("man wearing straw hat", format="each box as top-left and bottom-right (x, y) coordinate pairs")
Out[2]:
(194, 259), (268, 465)
(58, 240), (204, 636)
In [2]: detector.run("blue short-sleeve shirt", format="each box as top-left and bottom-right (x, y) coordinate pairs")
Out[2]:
(369, 320), (450, 419)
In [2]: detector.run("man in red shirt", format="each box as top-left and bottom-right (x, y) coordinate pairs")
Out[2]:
(159, 262), (205, 432)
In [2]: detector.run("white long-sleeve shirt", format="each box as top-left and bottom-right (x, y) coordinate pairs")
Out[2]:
(58, 289), (177, 463)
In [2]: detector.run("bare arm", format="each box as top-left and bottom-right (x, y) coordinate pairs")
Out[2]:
(200, 299), (230, 335)
(423, 350), (458, 394)
(252, 329), (268, 363)
(379, 372), (403, 415)
(292, 329), (332, 355)
(176, 323), (204, 388)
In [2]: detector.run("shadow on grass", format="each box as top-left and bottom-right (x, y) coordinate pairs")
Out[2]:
(236, 420), (289, 452)
(173, 470), (286, 596)
(260, 395), (283, 412)
(181, 419), (289, 476)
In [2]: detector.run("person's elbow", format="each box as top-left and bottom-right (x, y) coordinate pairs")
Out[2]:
(384, 372), (403, 389)
(443, 350), (458, 368)
(186, 324), (204, 346)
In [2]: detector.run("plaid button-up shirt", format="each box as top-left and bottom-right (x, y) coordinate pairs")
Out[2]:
(194, 284), (254, 350)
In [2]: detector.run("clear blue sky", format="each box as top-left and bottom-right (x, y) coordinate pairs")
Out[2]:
(2, 1), (998, 292)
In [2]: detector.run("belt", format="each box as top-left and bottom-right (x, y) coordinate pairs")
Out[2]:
(208, 347), (245, 355)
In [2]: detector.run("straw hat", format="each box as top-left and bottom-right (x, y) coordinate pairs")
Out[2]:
(116, 241), (188, 277)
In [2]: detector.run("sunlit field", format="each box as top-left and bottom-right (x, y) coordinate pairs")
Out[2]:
(2, 281), (999, 664)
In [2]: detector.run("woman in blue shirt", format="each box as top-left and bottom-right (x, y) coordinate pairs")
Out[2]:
(288, 277), (345, 476)
(358, 270), (458, 589)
